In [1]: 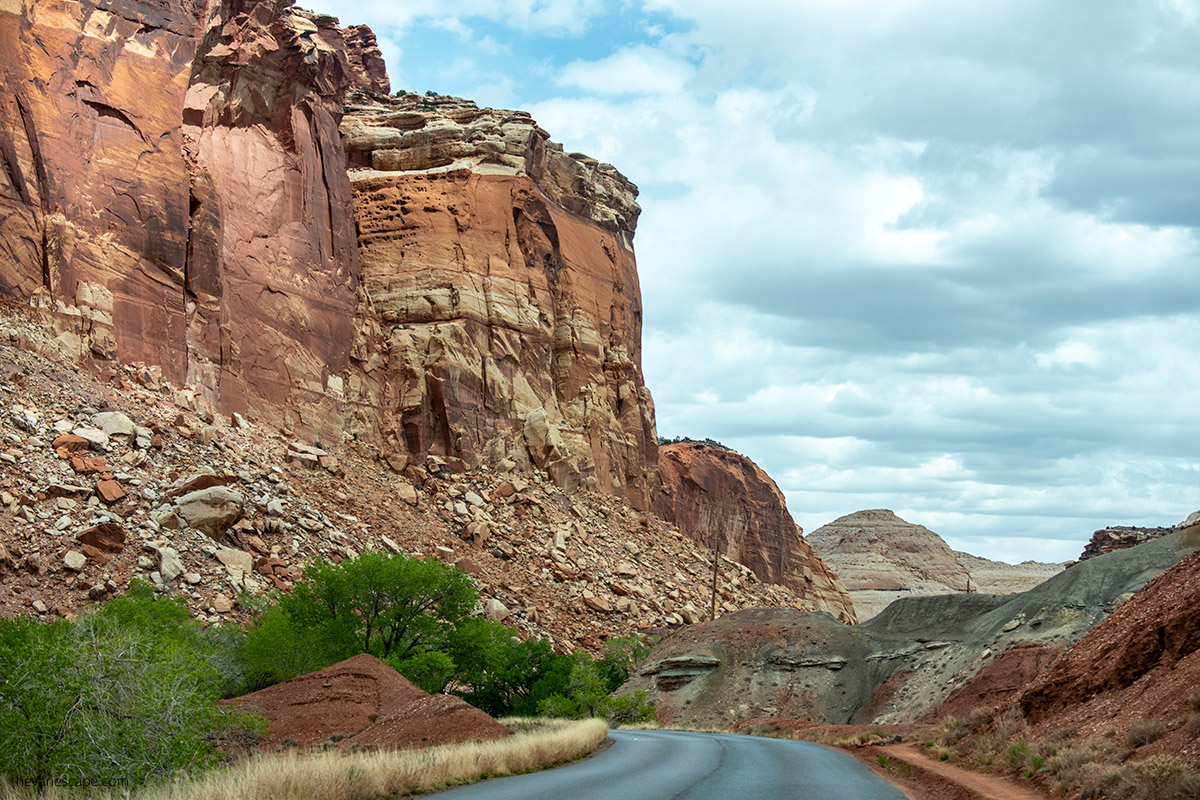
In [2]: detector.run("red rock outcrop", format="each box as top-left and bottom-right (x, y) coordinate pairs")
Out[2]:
(0, 0), (362, 439)
(340, 92), (658, 508)
(1019, 528), (1200, 725)
(1078, 524), (1175, 560)
(653, 442), (855, 623)
(340, 24), (390, 94)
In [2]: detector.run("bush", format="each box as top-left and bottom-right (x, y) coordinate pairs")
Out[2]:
(1125, 719), (1167, 749)
(0, 583), (248, 789)
(1120, 755), (1200, 800)
(536, 659), (655, 724)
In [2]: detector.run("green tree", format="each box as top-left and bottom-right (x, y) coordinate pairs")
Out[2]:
(0, 583), (246, 789)
(456, 626), (576, 717)
(536, 653), (656, 724)
(241, 551), (480, 692)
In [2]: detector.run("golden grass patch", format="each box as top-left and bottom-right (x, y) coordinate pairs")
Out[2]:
(1, 718), (608, 800)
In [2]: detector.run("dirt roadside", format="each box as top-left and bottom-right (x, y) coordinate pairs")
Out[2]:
(849, 742), (1056, 800)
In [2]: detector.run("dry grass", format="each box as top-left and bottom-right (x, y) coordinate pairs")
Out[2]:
(1125, 719), (1168, 749)
(1118, 755), (1200, 800)
(0, 719), (608, 800)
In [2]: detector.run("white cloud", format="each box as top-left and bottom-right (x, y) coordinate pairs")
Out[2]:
(557, 46), (694, 95)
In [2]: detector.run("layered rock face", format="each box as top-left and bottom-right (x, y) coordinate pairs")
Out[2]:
(653, 443), (855, 623)
(0, 0), (373, 438)
(0, 0), (207, 365)
(182, 4), (364, 434)
(339, 93), (658, 508)
(808, 509), (972, 621)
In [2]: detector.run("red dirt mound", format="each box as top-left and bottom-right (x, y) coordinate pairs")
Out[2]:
(933, 642), (1061, 721)
(231, 653), (512, 750)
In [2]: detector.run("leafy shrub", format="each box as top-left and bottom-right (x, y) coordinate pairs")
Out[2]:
(0, 583), (249, 790)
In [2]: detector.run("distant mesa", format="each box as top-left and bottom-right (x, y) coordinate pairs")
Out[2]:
(808, 509), (1063, 621)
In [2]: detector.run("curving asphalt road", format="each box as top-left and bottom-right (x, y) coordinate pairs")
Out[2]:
(433, 729), (908, 799)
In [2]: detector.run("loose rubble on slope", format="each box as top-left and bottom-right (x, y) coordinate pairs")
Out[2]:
(0, 305), (806, 653)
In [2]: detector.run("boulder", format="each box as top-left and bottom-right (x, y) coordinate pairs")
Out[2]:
(167, 471), (232, 498)
(51, 434), (91, 456)
(156, 547), (185, 583)
(216, 547), (254, 575)
(175, 486), (246, 537)
(63, 551), (87, 572)
(95, 480), (128, 504)
(92, 411), (136, 439)
(76, 523), (126, 553)
(71, 428), (109, 451)
(483, 598), (510, 621)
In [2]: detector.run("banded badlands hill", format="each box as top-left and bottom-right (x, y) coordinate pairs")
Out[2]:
(809, 509), (1064, 621)
(0, 0), (853, 633)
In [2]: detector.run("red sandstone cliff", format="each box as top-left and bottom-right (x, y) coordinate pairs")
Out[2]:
(0, 0), (368, 437)
(653, 442), (855, 623)
(340, 92), (657, 507)
(0, 1), (658, 507)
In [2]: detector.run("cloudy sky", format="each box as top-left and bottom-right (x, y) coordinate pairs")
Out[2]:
(306, 0), (1200, 563)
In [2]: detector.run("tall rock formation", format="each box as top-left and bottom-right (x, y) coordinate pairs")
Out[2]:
(0, 0), (370, 437)
(339, 92), (658, 508)
(808, 509), (972, 621)
(653, 442), (855, 623)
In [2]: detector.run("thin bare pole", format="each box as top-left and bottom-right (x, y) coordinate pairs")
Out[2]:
(710, 528), (720, 621)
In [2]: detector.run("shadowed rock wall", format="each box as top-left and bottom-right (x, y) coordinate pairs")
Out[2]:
(654, 442), (855, 622)
(0, 0), (369, 438)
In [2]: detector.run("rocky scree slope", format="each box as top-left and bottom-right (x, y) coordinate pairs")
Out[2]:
(0, 309), (816, 652)
(619, 525), (1200, 729)
(809, 509), (1063, 621)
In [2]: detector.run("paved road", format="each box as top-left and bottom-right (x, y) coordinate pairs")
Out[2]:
(434, 729), (908, 799)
